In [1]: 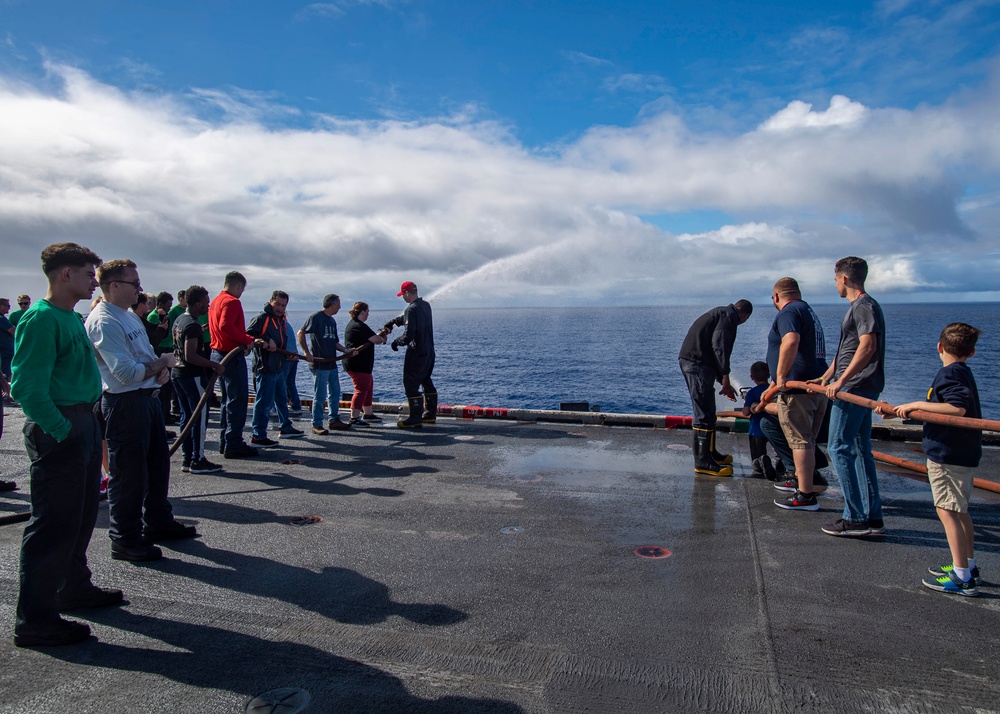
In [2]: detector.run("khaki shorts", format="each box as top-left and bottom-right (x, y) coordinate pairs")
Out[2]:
(927, 460), (974, 513)
(777, 392), (828, 450)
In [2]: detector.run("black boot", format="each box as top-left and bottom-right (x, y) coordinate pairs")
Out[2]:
(397, 396), (424, 429)
(422, 392), (437, 424)
(693, 428), (733, 477)
(709, 429), (732, 465)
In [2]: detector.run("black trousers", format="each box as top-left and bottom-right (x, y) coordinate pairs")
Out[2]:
(679, 358), (717, 430)
(403, 351), (436, 398)
(16, 404), (102, 632)
(102, 390), (174, 546)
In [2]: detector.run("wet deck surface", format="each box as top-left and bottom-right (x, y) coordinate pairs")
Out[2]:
(1, 408), (999, 713)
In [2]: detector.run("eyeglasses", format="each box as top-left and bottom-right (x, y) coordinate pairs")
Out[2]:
(114, 280), (142, 291)
(18, 302), (29, 306)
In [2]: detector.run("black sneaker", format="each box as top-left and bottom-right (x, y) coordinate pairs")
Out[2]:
(250, 436), (279, 448)
(348, 417), (369, 427)
(189, 457), (223, 474)
(111, 542), (163, 562)
(755, 455), (777, 481)
(278, 427), (305, 439)
(363, 413), (382, 422)
(14, 618), (91, 647)
(180, 461), (191, 473)
(328, 418), (351, 431)
(774, 491), (820, 511)
(775, 473), (828, 493)
(774, 460), (787, 477)
(59, 586), (124, 612)
(0, 479), (18, 492)
(868, 518), (886, 535)
(224, 443), (259, 459)
(143, 521), (198, 543)
(821, 518), (871, 537)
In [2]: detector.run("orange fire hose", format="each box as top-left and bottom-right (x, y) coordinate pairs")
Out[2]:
(785, 380), (1000, 433)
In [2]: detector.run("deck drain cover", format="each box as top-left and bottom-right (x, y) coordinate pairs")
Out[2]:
(666, 444), (690, 450)
(633, 545), (672, 559)
(290, 516), (322, 526)
(281, 459), (303, 465)
(453, 435), (475, 441)
(500, 525), (524, 535)
(246, 687), (310, 713)
(515, 475), (543, 482)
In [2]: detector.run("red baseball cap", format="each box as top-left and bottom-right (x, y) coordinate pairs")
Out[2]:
(396, 281), (417, 296)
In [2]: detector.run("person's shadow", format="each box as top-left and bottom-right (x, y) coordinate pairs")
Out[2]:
(153, 539), (465, 627)
(50, 613), (525, 713)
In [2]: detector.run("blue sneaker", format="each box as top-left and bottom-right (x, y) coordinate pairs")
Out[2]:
(922, 571), (979, 597)
(928, 564), (982, 586)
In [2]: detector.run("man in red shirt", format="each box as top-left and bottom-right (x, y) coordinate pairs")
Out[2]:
(208, 271), (270, 459)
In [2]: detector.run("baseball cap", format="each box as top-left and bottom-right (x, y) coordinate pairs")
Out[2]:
(397, 281), (417, 297)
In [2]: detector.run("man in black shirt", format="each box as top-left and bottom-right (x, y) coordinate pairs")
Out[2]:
(678, 300), (753, 476)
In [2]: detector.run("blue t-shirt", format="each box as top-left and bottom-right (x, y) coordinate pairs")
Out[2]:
(767, 300), (826, 393)
(0, 314), (14, 357)
(923, 362), (982, 468)
(301, 311), (339, 371)
(743, 383), (767, 437)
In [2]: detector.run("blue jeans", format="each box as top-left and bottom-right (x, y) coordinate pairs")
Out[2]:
(172, 374), (207, 462)
(213, 349), (249, 451)
(252, 370), (292, 438)
(760, 413), (795, 473)
(102, 390), (174, 546)
(829, 392), (883, 523)
(311, 368), (342, 428)
(284, 359), (301, 411)
(16, 405), (102, 633)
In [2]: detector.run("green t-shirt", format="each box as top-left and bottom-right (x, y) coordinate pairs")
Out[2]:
(8, 309), (27, 327)
(11, 299), (103, 442)
(147, 304), (182, 350)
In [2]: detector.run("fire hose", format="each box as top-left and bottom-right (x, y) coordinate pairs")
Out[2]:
(719, 381), (1000, 494)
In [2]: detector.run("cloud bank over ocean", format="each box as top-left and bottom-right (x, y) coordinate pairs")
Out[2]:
(1, 60), (999, 307)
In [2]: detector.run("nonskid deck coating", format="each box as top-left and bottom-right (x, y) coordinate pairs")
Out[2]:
(1, 408), (999, 713)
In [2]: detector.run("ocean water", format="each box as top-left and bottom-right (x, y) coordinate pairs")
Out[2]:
(279, 303), (999, 419)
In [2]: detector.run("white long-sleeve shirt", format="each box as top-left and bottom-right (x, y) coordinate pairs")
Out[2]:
(85, 301), (160, 393)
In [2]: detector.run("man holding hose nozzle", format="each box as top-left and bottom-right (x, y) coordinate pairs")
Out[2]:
(384, 281), (436, 429)
(678, 300), (753, 476)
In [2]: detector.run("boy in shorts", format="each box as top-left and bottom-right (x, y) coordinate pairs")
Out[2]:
(878, 322), (983, 596)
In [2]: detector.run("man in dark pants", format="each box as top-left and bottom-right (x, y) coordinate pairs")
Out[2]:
(11, 243), (122, 648)
(385, 281), (436, 429)
(678, 300), (753, 476)
(208, 271), (267, 458)
(86, 259), (197, 563)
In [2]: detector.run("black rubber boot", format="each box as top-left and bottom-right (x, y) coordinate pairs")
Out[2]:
(709, 429), (732, 465)
(422, 392), (438, 424)
(693, 428), (733, 477)
(397, 396), (424, 429)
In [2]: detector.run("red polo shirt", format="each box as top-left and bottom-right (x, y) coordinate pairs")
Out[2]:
(208, 290), (254, 352)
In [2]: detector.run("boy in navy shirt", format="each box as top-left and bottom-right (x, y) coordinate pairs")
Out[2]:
(878, 322), (983, 596)
(741, 361), (770, 476)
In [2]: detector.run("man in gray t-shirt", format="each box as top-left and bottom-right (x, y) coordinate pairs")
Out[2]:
(814, 256), (887, 537)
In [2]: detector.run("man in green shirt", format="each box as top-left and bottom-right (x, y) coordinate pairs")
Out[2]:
(11, 243), (123, 648)
(8, 294), (31, 328)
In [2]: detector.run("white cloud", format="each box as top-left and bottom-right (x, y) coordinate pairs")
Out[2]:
(759, 95), (868, 131)
(0, 62), (998, 308)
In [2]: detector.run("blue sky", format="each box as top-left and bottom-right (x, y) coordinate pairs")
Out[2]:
(2, 0), (999, 308)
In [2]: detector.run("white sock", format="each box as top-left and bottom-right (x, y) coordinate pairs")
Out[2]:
(967, 557), (977, 570)
(953, 566), (972, 582)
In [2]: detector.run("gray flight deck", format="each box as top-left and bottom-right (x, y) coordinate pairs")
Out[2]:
(1, 406), (999, 713)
